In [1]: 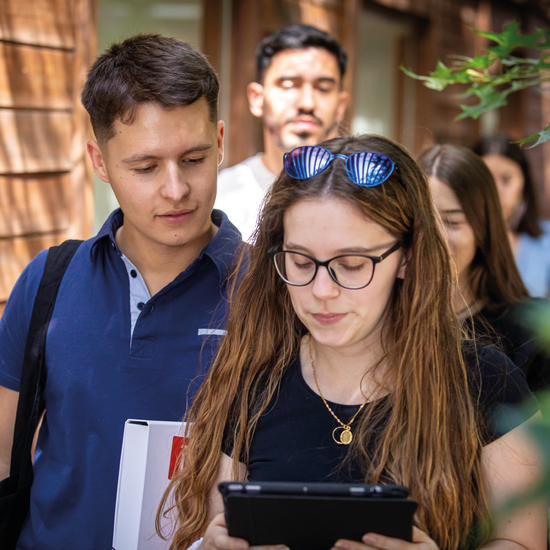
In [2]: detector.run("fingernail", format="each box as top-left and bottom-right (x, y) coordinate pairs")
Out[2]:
(363, 534), (377, 545)
(335, 542), (349, 549)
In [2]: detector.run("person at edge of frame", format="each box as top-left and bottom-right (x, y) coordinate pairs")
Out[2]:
(420, 144), (550, 414)
(474, 135), (550, 298)
(0, 33), (243, 550)
(159, 135), (546, 550)
(215, 23), (349, 242)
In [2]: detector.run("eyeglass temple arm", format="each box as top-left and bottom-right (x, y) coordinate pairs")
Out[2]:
(375, 241), (402, 263)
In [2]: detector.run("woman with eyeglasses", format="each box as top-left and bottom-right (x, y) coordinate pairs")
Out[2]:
(159, 135), (545, 550)
(419, 144), (550, 399)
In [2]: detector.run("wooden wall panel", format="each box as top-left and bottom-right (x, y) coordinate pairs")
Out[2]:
(0, 175), (70, 237)
(0, 0), (96, 315)
(66, 0), (96, 239)
(0, 233), (66, 302)
(0, 110), (72, 174)
(0, 0), (74, 49)
(0, 44), (74, 109)
(227, 0), (263, 166)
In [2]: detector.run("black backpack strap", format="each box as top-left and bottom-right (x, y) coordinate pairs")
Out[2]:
(10, 239), (83, 484)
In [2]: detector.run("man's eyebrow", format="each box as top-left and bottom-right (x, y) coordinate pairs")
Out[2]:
(314, 77), (337, 84)
(121, 144), (212, 164)
(121, 153), (159, 164)
(277, 75), (302, 82)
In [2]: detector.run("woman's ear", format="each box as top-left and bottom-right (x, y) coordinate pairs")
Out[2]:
(397, 249), (412, 280)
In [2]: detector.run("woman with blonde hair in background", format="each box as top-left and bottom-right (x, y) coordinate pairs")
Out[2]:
(159, 135), (545, 550)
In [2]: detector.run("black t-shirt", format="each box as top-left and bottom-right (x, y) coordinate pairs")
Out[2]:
(469, 299), (550, 395)
(223, 345), (534, 483)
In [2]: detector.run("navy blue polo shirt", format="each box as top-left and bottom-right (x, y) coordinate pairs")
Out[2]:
(0, 208), (243, 550)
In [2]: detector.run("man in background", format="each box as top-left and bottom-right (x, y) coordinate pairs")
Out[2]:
(215, 24), (349, 241)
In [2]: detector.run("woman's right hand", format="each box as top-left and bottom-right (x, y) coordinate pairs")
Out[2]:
(199, 513), (289, 550)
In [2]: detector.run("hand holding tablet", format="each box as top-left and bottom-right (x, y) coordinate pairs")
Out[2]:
(219, 481), (418, 550)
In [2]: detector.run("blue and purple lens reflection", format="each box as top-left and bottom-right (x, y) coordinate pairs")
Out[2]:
(284, 146), (332, 179)
(347, 152), (395, 187)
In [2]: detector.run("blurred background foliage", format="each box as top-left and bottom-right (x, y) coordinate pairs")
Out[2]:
(403, 21), (550, 147)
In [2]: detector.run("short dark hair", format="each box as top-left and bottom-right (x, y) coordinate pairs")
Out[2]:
(473, 134), (542, 238)
(255, 24), (347, 83)
(82, 34), (220, 144)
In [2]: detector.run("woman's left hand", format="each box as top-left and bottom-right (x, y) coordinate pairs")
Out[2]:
(331, 527), (439, 550)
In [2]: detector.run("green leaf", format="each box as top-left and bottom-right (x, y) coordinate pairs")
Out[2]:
(477, 21), (541, 59)
(456, 83), (509, 119)
(430, 61), (472, 84)
(535, 55), (550, 70)
(509, 79), (540, 92)
(535, 28), (550, 50)
(516, 124), (550, 148)
(460, 54), (493, 70)
(400, 64), (451, 91)
(487, 44), (516, 59)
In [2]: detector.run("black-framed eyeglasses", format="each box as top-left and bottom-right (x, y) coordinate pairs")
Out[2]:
(268, 241), (402, 290)
(283, 145), (398, 187)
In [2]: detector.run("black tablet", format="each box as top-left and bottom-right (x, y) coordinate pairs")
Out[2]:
(219, 481), (418, 550)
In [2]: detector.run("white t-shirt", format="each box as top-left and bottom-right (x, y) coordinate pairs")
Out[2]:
(215, 153), (277, 242)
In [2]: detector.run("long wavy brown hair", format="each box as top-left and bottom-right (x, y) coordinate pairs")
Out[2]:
(419, 144), (528, 311)
(158, 135), (490, 550)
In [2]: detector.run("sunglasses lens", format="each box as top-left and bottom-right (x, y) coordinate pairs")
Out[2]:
(348, 152), (395, 186)
(284, 146), (332, 179)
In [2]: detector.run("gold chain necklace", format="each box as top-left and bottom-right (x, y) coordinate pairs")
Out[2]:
(308, 336), (370, 445)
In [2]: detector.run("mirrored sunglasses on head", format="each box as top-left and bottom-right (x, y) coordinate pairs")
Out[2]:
(283, 145), (398, 187)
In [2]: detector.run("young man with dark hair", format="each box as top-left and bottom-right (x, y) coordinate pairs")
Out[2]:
(215, 24), (349, 241)
(0, 34), (242, 549)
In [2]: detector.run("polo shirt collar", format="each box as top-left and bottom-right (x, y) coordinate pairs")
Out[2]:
(200, 209), (244, 284)
(89, 208), (124, 260)
(89, 208), (244, 284)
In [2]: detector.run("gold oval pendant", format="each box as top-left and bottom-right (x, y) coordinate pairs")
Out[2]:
(340, 428), (353, 445)
(332, 426), (353, 445)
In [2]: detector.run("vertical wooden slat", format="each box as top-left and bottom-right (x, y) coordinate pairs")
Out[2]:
(202, 0), (224, 75)
(340, 0), (359, 131)
(67, 0), (96, 239)
(227, 0), (263, 166)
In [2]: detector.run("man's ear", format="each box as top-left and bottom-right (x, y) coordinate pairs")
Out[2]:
(336, 90), (349, 123)
(247, 82), (265, 118)
(217, 120), (225, 166)
(87, 139), (110, 183)
(397, 249), (412, 280)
